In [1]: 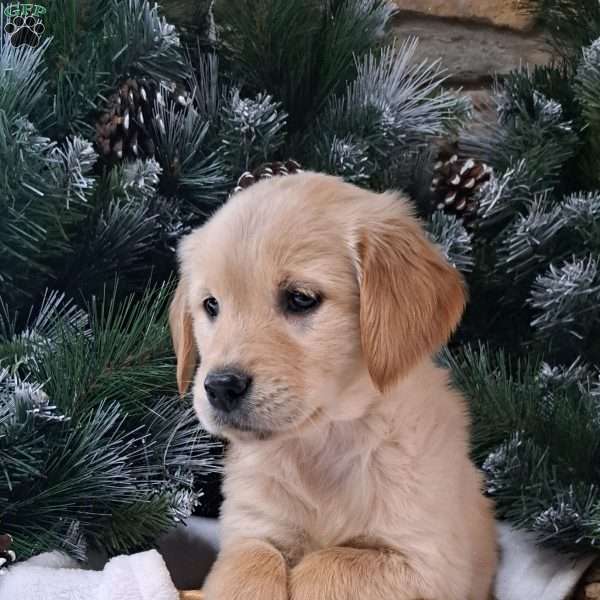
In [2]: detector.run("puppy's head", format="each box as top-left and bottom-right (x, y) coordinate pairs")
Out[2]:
(170, 173), (465, 441)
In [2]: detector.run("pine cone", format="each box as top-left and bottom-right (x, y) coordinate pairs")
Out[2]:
(95, 78), (190, 162)
(573, 558), (600, 600)
(431, 151), (492, 227)
(231, 160), (303, 195)
(0, 533), (15, 571)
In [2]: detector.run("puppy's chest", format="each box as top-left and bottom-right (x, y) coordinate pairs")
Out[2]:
(260, 445), (382, 548)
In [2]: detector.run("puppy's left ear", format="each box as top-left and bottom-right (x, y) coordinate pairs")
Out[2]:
(356, 197), (466, 392)
(169, 280), (197, 396)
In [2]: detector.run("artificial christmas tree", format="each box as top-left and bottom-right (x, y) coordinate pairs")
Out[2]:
(7, 0), (598, 578)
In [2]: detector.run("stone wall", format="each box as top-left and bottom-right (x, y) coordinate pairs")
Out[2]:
(391, 0), (550, 112)
(394, 0), (535, 30)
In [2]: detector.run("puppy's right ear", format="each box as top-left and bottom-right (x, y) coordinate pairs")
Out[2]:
(169, 280), (197, 395)
(354, 193), (466, 393)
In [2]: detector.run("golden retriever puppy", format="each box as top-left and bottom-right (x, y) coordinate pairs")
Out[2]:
(170, 172), (497, 600)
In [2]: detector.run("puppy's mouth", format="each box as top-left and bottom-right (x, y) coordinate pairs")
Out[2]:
(225, 423), (274, 441)
(213, 407), (324, 442)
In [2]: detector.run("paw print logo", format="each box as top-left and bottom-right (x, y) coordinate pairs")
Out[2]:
(4, 15), (45, 48)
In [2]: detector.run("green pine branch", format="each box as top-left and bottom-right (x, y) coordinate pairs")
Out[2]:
(427, 212), (474, 273)
(445, 345), (600, 550)
(215, 0), (395, 135)
(0, 114), (96, 308)
(307, 39), (470, 188)
(0, 286), (218, 560)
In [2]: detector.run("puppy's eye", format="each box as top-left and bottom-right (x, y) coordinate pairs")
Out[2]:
(284, 290), (321, 315)
(203, 296), (219, 319)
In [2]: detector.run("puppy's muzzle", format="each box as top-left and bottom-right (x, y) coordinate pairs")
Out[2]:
(204, 368), (252, 413)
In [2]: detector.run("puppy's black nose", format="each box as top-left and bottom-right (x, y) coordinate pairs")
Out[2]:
(204, 369), (252, 413)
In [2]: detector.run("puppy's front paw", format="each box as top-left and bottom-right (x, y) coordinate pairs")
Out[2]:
(290, 550), (334, 600)
(203, 540), (288, 600)
(290, 546), (386, 600)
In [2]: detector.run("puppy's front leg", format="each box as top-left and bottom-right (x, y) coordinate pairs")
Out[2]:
(290, 544), (427, 600)
(203, 538), (288, 600)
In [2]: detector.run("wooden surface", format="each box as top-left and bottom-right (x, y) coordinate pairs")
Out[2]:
(179, 591), (204, 600)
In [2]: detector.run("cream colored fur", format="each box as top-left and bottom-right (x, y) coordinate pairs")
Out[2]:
(170, 173), (497, 600)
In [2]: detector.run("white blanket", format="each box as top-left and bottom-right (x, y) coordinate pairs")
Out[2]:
(495, 523), (596, 600)
(0, 549), (178, 600)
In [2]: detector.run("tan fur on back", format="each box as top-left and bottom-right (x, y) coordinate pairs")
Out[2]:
(171, 173), (497, 600)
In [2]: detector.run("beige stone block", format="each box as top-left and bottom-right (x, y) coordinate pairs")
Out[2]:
(392, 15), (550, 85)
(393, 0), (535, 31)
